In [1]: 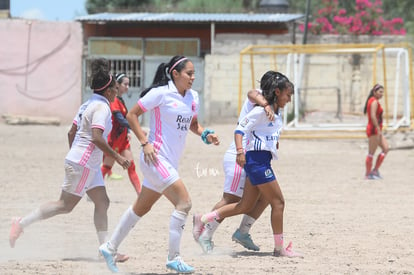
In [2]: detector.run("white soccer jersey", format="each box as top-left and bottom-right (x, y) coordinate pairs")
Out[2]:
(138, 81), (199, 168)
(65, 94), (112, 170)
(225, 89), (261, 155)
(235, 106), (283, 160)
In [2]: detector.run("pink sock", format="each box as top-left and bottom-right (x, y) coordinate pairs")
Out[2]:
(201, 210), (220, 224)
(274, 233), (284, 250)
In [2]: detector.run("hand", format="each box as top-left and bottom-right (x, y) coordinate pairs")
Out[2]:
(236, 153), (246, 168)
(116, 155), (130, 169)
(142, 143), (158, 165)
(264, 105), (275, 121)
(207, 133), (220, 145)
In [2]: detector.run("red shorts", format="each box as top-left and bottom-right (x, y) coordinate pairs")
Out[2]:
(366, 124), (381, 137)
(109, 137), (131, 153)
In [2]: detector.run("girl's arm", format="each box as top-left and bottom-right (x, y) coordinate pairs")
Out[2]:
(190, 116), (220, 145)
(247, 89), (274, 121)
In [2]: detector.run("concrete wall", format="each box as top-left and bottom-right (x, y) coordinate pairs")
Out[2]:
(0, 19), (83, 124)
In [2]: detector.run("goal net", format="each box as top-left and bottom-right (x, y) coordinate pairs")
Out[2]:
(238, 43), (413, 136)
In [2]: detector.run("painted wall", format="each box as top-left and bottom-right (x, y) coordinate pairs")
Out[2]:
(0, 20), (83, 124)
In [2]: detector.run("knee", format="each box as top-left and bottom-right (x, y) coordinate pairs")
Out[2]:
(176, 199), (192, 214)
(271, 197), (285, 212)
(95, 196), (110, 212)
(237, 201), (254, 214)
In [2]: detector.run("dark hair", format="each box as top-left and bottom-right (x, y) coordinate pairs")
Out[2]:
(140, 55), (190, 98)
(363, 84), (383, 114)
(260, 71), (293, 107)
(90, 58), (115, 94)
(116, 73), (127, 84)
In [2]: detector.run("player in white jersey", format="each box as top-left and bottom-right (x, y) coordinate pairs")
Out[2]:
(99, 55), (220, 274)
(201, 71), (303, 258)
(9, 59), (131, 262)
(193, 83), (275, 253)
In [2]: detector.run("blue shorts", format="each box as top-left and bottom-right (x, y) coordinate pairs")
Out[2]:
(244, 151), (276, 185)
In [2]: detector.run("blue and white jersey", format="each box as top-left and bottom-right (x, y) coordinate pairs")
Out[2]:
(235, 106), (283, 160)
(225, 89), (261, 156)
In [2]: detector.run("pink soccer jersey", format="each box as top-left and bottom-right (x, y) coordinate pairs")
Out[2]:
(65, 94), (113, 170)
(138, 81), (199, 168)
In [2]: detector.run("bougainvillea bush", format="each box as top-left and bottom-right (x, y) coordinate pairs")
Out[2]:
(299, 0), (405, 35)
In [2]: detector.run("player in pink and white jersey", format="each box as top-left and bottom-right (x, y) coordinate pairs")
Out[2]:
(99, 55), (220, 274)
(9, 59), (131, 263)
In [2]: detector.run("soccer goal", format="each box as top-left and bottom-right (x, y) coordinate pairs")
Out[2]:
(238, 43), (414, 136)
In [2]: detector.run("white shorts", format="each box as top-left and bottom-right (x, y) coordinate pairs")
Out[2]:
(222, 152), (246, 198)
(140, 154), (180, 193)
(62, 159), (104, 197)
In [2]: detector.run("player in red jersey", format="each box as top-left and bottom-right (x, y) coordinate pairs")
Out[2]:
(101, 73), (142, 194)
(363, 84), (389, 179)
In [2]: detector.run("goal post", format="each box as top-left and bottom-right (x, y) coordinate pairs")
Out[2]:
(238, 43), (414, 137)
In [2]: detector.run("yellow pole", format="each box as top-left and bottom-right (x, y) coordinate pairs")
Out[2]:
(250, 53), (255, 90)
(238, 53), (243, 114)
(408, 45), (414, 128)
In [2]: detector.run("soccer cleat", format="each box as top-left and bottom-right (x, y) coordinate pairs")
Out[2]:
(192, 214), (205, 241)
(108, 173), (123, 180)
(365, 173), (376, 180)
(9, 217), (23, 248)
(166, 256), (195, 273)
(232, 229), (260, 251)
(273, 242), (303, 258)
(198, 238), (214, 254)
(371, 170), (382, 179)
(99, 242), (119, 273)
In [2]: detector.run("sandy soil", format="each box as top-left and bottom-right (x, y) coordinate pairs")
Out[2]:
(0, 123), (413, 275)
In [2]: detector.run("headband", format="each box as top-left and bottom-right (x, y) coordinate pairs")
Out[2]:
(116, 73), (126, 82)
(95, 75), (113, 92)
(168, 57), (188, 74)
(373, 84), (382, 91)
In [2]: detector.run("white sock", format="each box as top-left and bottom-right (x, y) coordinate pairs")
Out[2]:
(239, 215), (256, 234)
(168, 210), (187, 260)
(109, 206), (140, 249)
(200, 220), (220, 240)
(97, 231), (108, 245)
(20, 208), (43, 228)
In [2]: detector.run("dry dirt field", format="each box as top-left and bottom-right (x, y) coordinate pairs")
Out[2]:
(0, 123), (413, 274)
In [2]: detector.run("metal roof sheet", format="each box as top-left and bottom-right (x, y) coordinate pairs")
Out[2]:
(75, 12), (304, 23)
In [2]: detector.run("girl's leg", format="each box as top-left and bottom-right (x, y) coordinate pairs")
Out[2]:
(121, 149), (141, 194)
(198, 193), (240, 240)
(110, 186), (161, 250)
(101, 155), (116, 178)
(163, 179), (192, 260)
(373, 135), (389, 175)
(257, 180), (301, 258)
(10, 191), (81, 248)
(202, 178), (260, 223)
(366, 135), (380, 177)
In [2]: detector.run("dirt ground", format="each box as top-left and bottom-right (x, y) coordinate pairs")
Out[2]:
(0, 123), (413, 275)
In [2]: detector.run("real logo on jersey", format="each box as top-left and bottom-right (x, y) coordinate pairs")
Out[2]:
(240, 117), (249, 127)
(267, 122), (274, 127)
(264, 169), (273, 178)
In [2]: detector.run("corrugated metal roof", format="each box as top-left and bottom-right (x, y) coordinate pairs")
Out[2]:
(75, 12), (304, 23)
